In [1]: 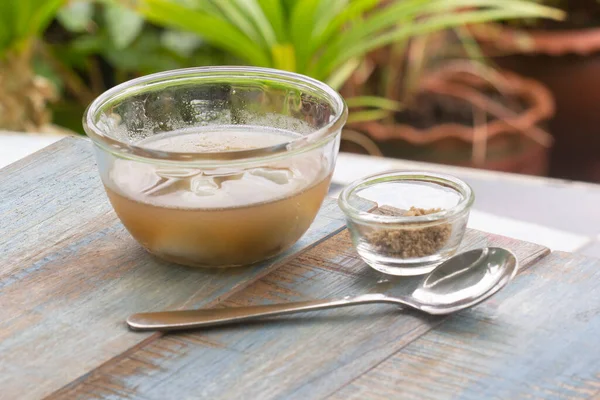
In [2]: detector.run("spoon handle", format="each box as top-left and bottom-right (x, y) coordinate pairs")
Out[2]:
(127, 293), (392, 331)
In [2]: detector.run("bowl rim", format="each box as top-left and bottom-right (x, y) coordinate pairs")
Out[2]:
(337, 170), (475, 224)
(83, 66), (347, 167)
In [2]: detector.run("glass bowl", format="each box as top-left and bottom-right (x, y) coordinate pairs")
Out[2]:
(338, 171), (474, 276)
(84, 67), (347, 268)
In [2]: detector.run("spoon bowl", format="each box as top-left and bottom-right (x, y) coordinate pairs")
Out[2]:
(410, 247), (518, 314)
(127, 247), (518, 331)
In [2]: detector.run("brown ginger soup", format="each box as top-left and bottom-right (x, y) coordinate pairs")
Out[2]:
(105, 126), (331, 267)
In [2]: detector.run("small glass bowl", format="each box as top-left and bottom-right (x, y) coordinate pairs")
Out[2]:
(338, 171), (474, 276)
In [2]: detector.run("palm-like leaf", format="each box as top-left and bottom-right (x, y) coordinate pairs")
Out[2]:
(137, 0), (563, 85)
(0, 0), (64, 57)
(140, 0), (271, 66)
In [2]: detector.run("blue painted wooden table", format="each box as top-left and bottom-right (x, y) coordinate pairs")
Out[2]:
(2, 138), (599, 400)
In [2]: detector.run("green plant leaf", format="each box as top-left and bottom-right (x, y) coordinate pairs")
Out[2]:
(50, 40), (93, 69)
(232, 0), (276, 47)
(15, 0), (34, 39)
(0, 0), (64, 57)
(160, 30), (203, 57)
(272, 43), (296, 71)
(153, 0), (223, 16)
(442, 0), (564, 19)
(346, 96), (404, 111)
(57, 1), (94, 33)
(138, 0), (271, 66)
(257, 0), (287, 42)
(309, 0), (379, 56)
(210, 0), (265, 46)
(316, 0), (564, 79)
(347, 109), (392, 123)
(326, 57), (360, 91)
(314, 0), (428, 78)
(104, 1), (145, 49)
(312, 0), (346, 39)
(134, 0), (564, 91)
(280, 0), (297, 21)
(102, 28), (182, 74)
(0, 2), (15, 53)
(69, 34), (105, 55)
(289, 0), (321, 73)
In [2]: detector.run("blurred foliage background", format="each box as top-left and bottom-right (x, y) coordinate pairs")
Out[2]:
(16, 1), (600, 180)
(0, 0), (561, 134)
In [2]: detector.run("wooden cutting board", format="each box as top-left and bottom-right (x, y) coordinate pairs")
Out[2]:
(2, 138), (600, 400)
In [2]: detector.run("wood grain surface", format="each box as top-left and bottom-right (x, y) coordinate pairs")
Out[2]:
(330, 251), (600, 400)
(48, 229), (549, 400)
(6, 137), (595, 400)
(0, 138), (347, 400)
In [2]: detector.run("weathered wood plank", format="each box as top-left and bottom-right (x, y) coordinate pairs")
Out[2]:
(0, 138), (347, 400)
(329, 251), (600, 400)
(49, 229), (549, 400)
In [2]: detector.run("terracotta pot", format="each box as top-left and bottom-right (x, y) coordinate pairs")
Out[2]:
(470, 23), (600, 182)
(344, 64), (555, 176)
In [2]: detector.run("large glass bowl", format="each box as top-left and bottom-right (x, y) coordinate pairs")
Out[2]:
(84, 67), (347, 268)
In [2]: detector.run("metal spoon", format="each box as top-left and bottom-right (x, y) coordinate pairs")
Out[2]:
(127, 247), (518, 332)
